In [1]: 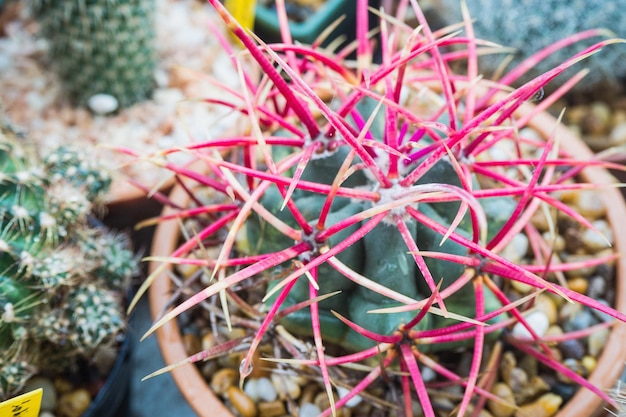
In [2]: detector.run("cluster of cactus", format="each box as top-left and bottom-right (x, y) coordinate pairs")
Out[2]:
(0, 119), (138, 400)
(432, 0), (626, 97)
(30, 0), (156, 109)
(130, 1), (626, 416)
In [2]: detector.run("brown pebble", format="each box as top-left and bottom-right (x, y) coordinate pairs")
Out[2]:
(226, 386), (258, 417)
(534, 295), (558, 325)
(57, 389), (91, 417)
(566, 277), (588, 295)
(210, 368), (239, 396)
(581, 101), (611, 135)
(299, 383), (318, 405)
(581, 355), (598, 373)
(258, 400), (287, 417)
(201, 332), (216, 351)
(54, 378), (74, 395)
(487, 383), (516, 417)
(182, 332), (202, 355)
(514, 393), (562, 417)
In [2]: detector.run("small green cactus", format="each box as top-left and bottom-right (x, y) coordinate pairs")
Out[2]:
(0, 119), (138, 400)
(30, 0), (157, 109)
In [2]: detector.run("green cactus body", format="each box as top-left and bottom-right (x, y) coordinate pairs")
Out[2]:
(31, 0), (156, 108)
(0, 120), (138, 400)
(247, 115), (515, 352)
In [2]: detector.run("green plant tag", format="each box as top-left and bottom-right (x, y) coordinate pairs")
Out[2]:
(0, 389), (42, 417)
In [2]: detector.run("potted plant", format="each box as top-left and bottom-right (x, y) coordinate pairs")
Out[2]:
(253, 0), (359, 47)
(0, 117), (140, 417)
(131, 1), (626, 416)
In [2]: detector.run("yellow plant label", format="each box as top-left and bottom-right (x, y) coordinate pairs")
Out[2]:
(224, 0), (257, 31)
(0, 389), (42, 417)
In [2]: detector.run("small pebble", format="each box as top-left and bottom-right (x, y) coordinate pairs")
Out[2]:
(86, 93), (118, 115)
(534, 294), (558, 325)
(514, 393), (562, 417)
(566, 277), (588, 295)
(557, 339), (585, 360)
(182, 332), (202, 355)
(300, 403), (322, 417)
(610, 121), (626, 145)
(588, 327), (610, 357)
(272, 373), (301, 400)
(581, 355), (598, 373)
(556, 358), (587, 384)
(337, 386), (362, 408)
(501, 233), (529, 264)
(487, 383), (516, 417)
(609, 122), (626, 146)
(152, 88), (185, 106)
(226, 386), (258, 417)
(581, 220), (613, 252)
(504, 367), (529, 393)
(54, 378), (74, 395)
(210, 368), (238, 396)
(258, 400), (286, 417)
(22, 376), (57, 412)
(510, 279), (534, 294)
(562, 307), (598, 333)
(587, 276), (607, 299)
(40, 412), (56, 417)
(511, 311), (549, 340)
(581, 101), (611, 135)
(256, 377), (278, 402)
(201, 332), (216, 351)
(541, 231), (565, 252)
(57, 389), (91, 417)
(573, 190), (606, 220)
(562, 254), (597, 278)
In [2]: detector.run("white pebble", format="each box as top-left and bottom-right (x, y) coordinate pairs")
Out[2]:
(271, 372), (301, 399)
(421, 365), (437, 382)
(39, 412), (56, 417)
(22, 376), (57, 412)
(511, 310), (549, 340)
(243, 378), (259, 402)
(300, 403), (322, 417)
(152, 88), (184, 106)
(87, 93), (119, 115)
(500, 233), (529, 264)
(256, 376), (277, 402)
(610, 121), (626, 145)
(337, 386), (362, 408)
(582, 220), (613, 252)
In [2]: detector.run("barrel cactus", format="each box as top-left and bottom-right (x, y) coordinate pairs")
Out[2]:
(132, 1), (626, 415)
(0, 119), (138, 400)
(30, 0), (156, 109)
(247, 108), (515, 352)
(431, 0), (626, 97)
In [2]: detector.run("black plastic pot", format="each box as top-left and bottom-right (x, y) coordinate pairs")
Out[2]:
(82, 327), (132, 417)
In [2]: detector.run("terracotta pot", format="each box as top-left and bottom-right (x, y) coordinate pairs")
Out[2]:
(147, 107), (626, 417)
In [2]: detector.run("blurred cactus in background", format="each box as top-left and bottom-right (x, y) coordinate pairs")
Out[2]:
(30, 0), (157, 110)
(0, 118), (138, 400)
(432, 0), (626, 98)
